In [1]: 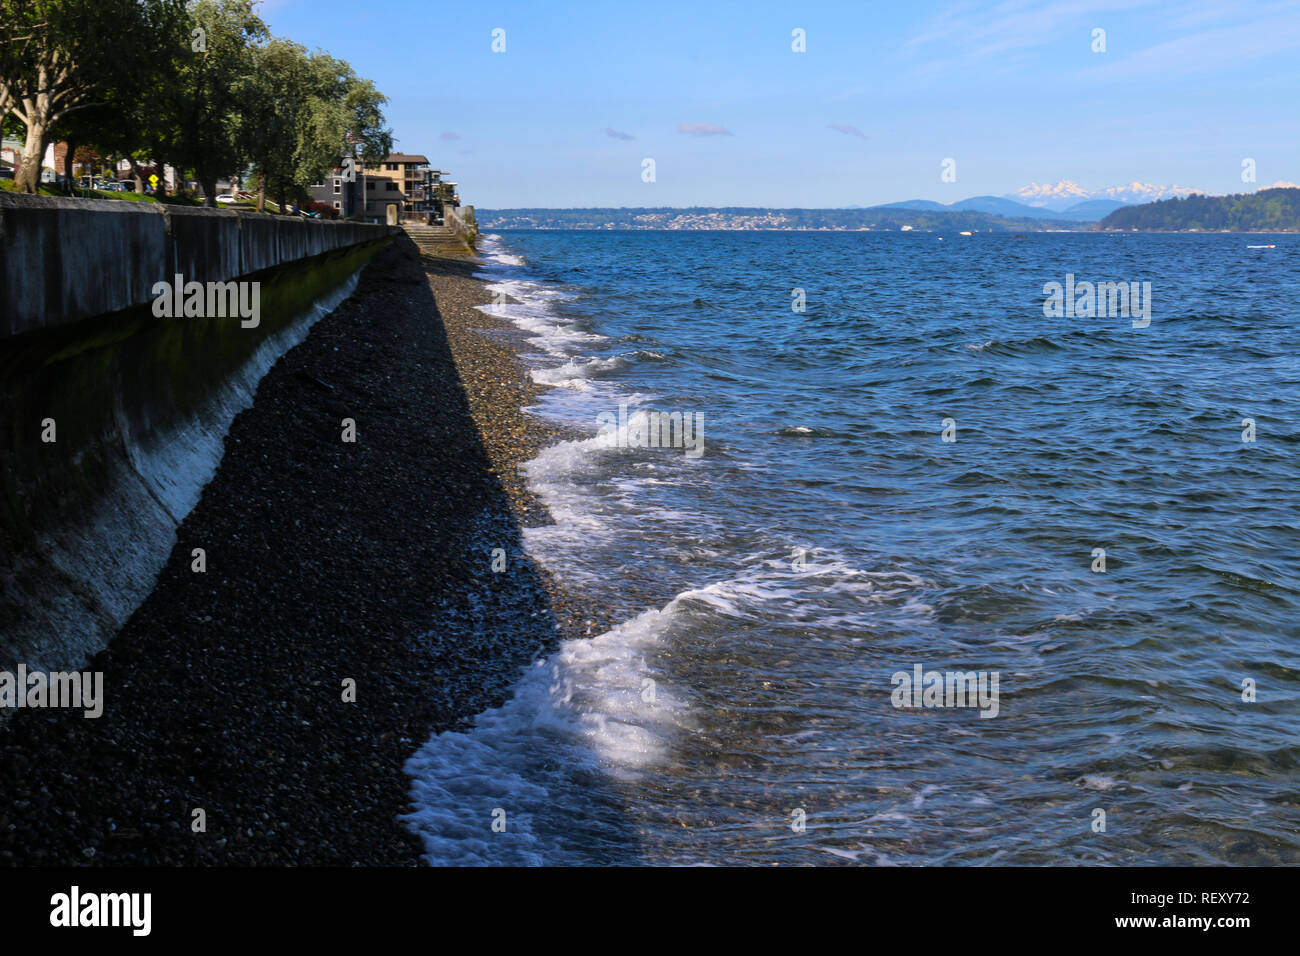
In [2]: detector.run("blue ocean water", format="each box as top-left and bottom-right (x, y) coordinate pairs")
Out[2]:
(404, 230), (1300, 865)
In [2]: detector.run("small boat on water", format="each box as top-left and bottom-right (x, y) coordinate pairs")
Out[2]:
(959, 231), (973, 236)
(1246, 244), (1276, 249)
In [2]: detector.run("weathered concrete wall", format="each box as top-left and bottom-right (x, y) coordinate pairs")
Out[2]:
(446, 205), (477, 243)
(0, 193), (397, 337)
(0, 201), (396, 688)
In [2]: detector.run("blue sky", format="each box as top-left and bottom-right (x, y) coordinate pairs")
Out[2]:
(259, 0), (1300, 208)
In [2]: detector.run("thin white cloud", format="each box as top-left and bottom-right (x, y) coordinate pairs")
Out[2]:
(678, 123), (733, 137)
(905, 0), (1299, 80)
(1081, 6), (1300, 78)
(909, 0), (1153, 59)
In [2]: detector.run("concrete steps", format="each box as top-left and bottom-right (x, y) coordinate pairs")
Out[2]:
(402, 223), (468, 256)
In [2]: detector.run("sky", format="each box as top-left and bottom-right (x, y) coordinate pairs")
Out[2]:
(257, 0), (1300, 208)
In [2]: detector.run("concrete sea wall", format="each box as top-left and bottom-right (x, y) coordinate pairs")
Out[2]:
(0, 194), (394, 337)
(446, 205), (477, 243)
(0, 195), (397, 682)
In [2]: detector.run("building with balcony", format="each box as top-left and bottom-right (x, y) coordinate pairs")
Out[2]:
(309, 152), (462, 224)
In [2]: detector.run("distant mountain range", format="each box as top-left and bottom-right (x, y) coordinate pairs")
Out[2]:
(478, 184), (1300, 232)
(878, 195), (1123, 222)
(1008, 179), (1206, 210)
(476, 207), (1093, 231)
(881, 180), (1237, 221)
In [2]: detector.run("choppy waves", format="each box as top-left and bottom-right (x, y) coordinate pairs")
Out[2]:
(405, 231), (1300, 866)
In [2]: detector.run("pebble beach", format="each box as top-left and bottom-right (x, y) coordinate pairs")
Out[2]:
(0, 235), (608, 866)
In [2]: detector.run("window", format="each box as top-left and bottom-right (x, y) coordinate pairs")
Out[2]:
(385, 182), (398, 191)
(333, 179), (341, 194)
(386, 163), (397, 171)
(334, 201), (341, 210)
(366, 181), (375, 190)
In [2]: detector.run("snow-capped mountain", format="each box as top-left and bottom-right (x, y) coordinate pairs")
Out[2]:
(1007, 179), (1206, 211)
(1095, 181), (1202, 204)
(1008, 180), (1092, 209)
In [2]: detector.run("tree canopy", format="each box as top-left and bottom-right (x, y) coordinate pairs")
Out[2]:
(1099, 188), (1300, 232)
(0, 0), (393, 209)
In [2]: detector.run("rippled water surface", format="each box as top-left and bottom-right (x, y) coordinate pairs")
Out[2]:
(404, 231), (1300, 865)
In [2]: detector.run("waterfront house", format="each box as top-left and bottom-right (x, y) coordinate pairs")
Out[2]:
(309, 152), (461, 224)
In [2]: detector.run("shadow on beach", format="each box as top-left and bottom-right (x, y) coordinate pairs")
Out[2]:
(0, 236), (625, 865)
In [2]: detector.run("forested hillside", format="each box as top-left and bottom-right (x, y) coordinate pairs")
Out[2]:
(1099, 187), (1300, 231)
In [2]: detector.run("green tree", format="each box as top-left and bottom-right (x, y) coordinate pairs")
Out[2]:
(1, 0), (186, 193)
(236, 39), (392, 214)
(154, 0), (266, 205)
(297, 59), (392, 185)
(234, 38), (308, 212)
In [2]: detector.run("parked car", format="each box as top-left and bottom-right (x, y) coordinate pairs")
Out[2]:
(215, 194), (238, 204)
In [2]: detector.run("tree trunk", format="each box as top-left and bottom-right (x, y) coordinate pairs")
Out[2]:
(16, 116), (47, 194)
(256, 169), (266, 213)
(199, 172), (217, 208)
(12, 60), (66, 195)
(128, 157), (144, 193)
(63, 138), (77, 194)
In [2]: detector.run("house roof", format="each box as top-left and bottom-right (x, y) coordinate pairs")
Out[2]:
(383, 153), (429, 164)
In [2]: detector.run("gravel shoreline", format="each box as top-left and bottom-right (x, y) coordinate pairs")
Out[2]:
(0, 235), (609, 865)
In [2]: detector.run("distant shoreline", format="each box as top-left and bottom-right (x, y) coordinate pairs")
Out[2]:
(480, 224), (1298, 234)
(479, 188), (1300, 233)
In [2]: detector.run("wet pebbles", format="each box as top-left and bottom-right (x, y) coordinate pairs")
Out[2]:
(0, 236), (609, 865)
